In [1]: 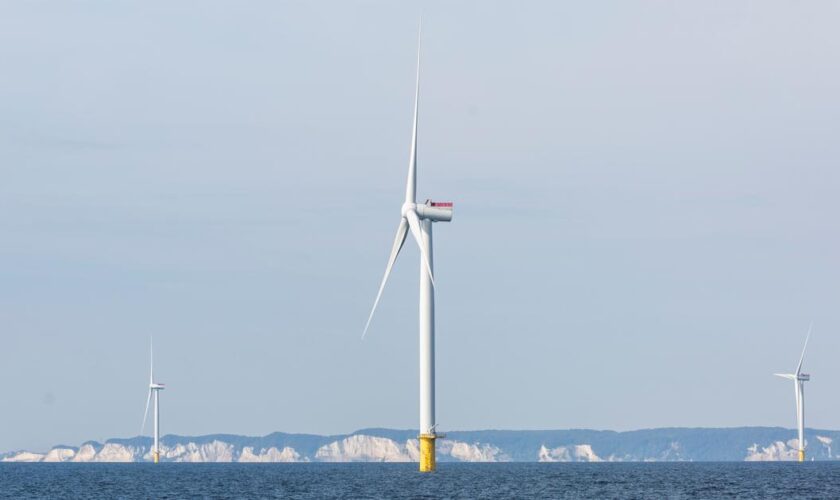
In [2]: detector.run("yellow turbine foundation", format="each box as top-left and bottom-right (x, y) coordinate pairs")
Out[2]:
(798, 450), (805, 462)
(419, 435), (437, 472)
(153, 451), (160, 464)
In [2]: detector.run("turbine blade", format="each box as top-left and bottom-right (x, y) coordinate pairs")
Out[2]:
(405, 25), (421, 204)
(362, 219), (409, 339)
(795, 322), (812, 375)
(150, 338), (154, 385)
(141, 389), (152, 435)
(774, 373), (796, 380)
(405, 210), (435, 286)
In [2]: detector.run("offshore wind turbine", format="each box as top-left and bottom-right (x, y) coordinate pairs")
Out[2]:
(774, 324), (812, 462)
(141, 341), (166, 463)
(362, 27), (453, 473)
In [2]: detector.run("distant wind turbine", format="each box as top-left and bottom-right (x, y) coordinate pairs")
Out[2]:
(362, 24), (453, 473)
(774, 323), (812, 462)
(141, 340), (166, 463)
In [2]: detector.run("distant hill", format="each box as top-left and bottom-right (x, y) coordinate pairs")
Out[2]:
(2, 427), (836, 463)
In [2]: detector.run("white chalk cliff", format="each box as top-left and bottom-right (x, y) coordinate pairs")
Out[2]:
(5, 428), (839, 463)
(2, 435), (509, 463)
(538, 444), (602, 462)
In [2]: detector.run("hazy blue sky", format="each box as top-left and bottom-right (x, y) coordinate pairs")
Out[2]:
(1, 1), (838, 451)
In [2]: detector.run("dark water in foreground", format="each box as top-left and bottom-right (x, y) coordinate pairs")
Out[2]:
(2, 462), (840, 499)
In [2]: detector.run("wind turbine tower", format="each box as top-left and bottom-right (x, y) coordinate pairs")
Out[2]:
(142, 341), (166, 463)
(363, 26), (453, 473)
(774, 324), (811, 462)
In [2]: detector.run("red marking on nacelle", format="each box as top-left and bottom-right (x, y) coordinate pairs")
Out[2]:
(430, 202), (453, 207)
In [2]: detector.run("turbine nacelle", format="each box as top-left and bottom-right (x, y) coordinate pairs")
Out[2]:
(402, 201), (453, 222)
(774, 373), (810, 382)
(150, 383), (166, 390)
(416, 200), (453, 222)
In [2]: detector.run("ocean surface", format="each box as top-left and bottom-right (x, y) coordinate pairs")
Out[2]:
(2, 462), (840, 499)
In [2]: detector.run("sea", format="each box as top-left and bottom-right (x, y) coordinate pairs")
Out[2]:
(2, 462), (839, 499)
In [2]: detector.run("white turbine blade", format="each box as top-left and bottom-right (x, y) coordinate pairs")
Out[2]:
(795, 322), (813, 375)
(774, 373), (796, 380)
(150, 338), (154, 385)
(362, 219), (409, 339)
(405, 210), (435, 286)
(141, 389), (152, 435)
(404, 24), (421, 204)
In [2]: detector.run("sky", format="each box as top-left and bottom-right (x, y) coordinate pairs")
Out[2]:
(0, 1), (838, 452)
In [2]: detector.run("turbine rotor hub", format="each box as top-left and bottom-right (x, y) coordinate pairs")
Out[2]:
(401, 202), (416, 218)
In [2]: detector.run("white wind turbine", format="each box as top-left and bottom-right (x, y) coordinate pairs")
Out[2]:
(774, 324), (812, 462)
(362, 27), (453, 473)
(141, 340), (165, 463)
